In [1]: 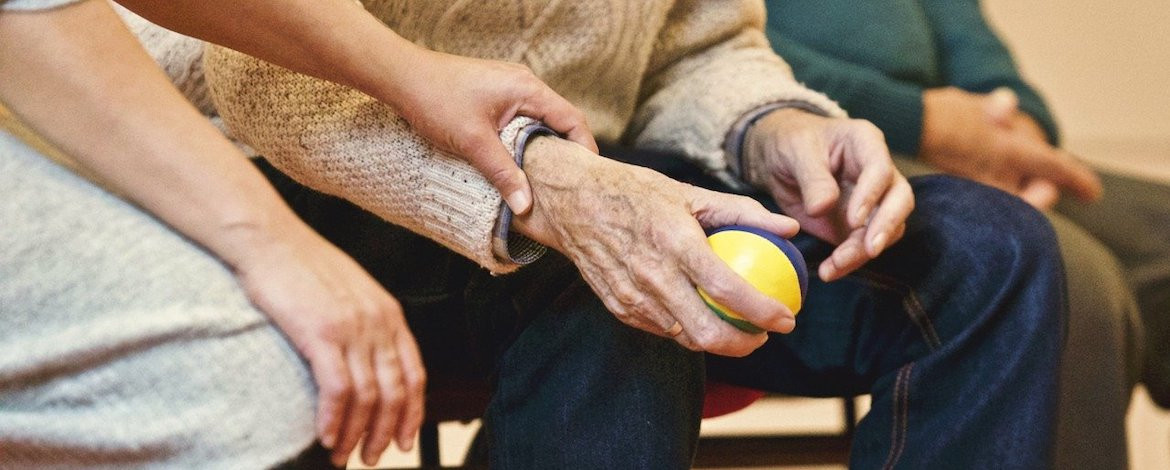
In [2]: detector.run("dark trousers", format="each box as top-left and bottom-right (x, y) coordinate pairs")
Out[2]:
(260, 141), (1066, 469)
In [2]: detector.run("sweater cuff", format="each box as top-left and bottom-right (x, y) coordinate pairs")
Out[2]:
(724, 100), (836, 182)
(491, 121), (555, 267)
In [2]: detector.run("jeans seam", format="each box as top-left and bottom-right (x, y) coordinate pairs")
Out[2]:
(881, 363), (914, 470)
(853, 268), (943, 350)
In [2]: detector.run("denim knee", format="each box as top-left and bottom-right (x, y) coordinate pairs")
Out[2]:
(907, 175), (1066, 341)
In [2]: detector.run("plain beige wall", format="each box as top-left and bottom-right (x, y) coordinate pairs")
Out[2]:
(982, 0), (1170, 173)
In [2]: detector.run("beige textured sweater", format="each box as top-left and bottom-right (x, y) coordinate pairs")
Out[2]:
(205, 0), (846, 273)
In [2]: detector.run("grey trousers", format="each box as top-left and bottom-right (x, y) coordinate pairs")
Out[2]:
(0, 132), (318, 469)
(896, 157), (1153, 470)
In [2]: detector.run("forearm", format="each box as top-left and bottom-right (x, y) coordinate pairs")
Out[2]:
(113, 0), (420, 109)
(0, 0), (307, 268)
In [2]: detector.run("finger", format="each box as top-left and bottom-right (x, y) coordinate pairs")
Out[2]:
(984, 87), (1019, 126)
(842, 142), (897, 229)
(1007, 140), (1102, 201)
(307, 344), (351, 451)
(1018, 178), (1061, 210)
(332, 346), (379, 467)
(520, 86), (599, 154)
(690, 189), (800, 237)
(393, 327), (427, 451)
(463, 132), (533, 215)
(361, 345), (404, 466)
(581, 261), (703, 350)
(650, 261), (767, 357)
(818, 227), (870, 282)
(659, 216), (793, 336)
(676, 233), (796, 335)
(789, 141), (842, 216)
(863, 175), (915, 257)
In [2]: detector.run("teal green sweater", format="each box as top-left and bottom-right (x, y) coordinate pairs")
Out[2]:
(763, 0), (1058, 156)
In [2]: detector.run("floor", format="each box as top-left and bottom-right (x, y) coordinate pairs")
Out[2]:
(351, 387), (1170, 469)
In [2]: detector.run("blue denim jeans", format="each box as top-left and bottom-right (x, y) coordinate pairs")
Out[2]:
(258, 144), (1066, 469)
(601, 146), (1067, 469)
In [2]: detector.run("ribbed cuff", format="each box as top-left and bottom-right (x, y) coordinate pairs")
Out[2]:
(491, 121), (555, 267)
(724, 100), (836, 181)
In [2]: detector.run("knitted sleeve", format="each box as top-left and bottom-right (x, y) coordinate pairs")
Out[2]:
(203, 45), (546, 274)
(921, 0), (1060, 144)
(765, 31), (928, 157)
(626, 0), (845, 176)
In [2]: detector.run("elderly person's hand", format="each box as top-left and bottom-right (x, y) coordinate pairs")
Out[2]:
(742, 109), (915, 282)
(513, 137), (800, 357)
(921, 86), (1102, 210)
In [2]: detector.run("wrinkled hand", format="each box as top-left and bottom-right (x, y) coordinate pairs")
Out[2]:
(391, 49), (598, 215)
(513, 137), (800, 357)
(742, 109), (914, 282)
(228, 224), (426, 467)
(921, 86), (1101, 209)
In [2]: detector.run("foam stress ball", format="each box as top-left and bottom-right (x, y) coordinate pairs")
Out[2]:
(698, 225), (808, 333)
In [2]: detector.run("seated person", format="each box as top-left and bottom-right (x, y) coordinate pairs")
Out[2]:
(762, 0), (1166, 467)
(203, 0), (1069, 468)
(0, 0), (590, 467)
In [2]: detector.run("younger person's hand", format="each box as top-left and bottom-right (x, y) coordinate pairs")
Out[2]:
(226, 223), (426, 468)
(391, 49), (598, 215)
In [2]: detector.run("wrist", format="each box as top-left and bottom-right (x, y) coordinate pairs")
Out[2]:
(919, 87), (966, 160)
(742, 108), (820, 182)
(508, 135), (564, 251)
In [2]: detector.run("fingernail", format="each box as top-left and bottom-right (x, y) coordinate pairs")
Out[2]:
(779, 316), (796, 333)
(854, 203), (872, 227)
(818, 262), (836, 281)
(869, 232), (888, 255)
(505, 190), (532, 215)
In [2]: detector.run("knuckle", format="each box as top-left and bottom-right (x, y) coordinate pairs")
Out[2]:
(324, 376), (353, 401)
(383, 387), (405, 409)
(408, 370), (427, 395)
(354, 382), (378, 407)
(485, 164), (517, 187)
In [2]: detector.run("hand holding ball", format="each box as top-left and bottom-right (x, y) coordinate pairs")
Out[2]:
(698, 225), (808, 333)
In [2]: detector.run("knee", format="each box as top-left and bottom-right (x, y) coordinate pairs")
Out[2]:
(909, 175), (1061, 274)
(904, 176), (1065, 333)
(1050, 215), (1142, 384)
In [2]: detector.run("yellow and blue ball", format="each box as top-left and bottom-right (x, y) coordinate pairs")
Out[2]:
(698, 225), (808, 333)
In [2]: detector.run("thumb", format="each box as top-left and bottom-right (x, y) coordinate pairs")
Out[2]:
(466, 134), (534, 214)
(984, 87), (1019, 126)
(1018, 178), (1061, 210)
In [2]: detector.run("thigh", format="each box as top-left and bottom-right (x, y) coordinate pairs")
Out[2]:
(0, 134), (317, 469)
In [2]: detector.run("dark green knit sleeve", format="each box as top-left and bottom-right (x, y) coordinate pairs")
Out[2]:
(765, 29), (928, 156)
(920, 0), (1060, 144)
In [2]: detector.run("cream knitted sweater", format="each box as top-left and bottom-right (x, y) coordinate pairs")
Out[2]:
(206, 0), (846, 273)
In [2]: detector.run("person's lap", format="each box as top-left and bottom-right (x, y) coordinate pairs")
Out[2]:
(1055, 170), (1170, 407)
(0, 133), (318, 468)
